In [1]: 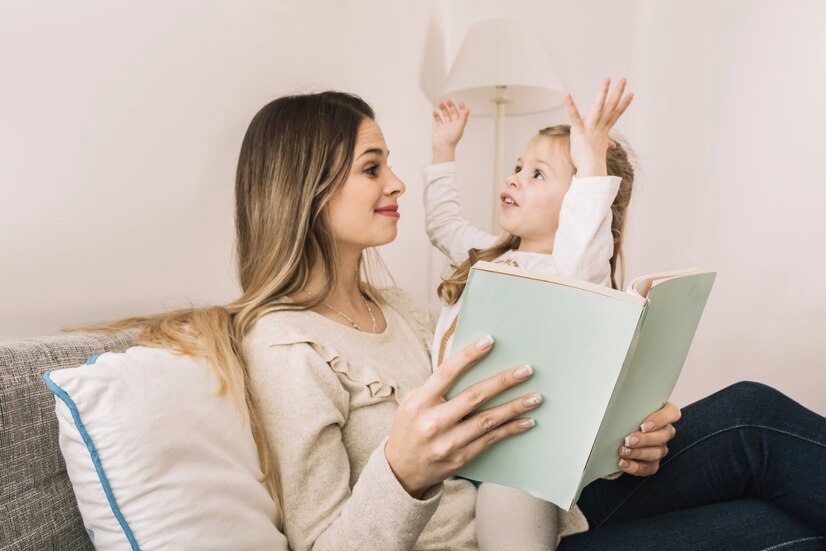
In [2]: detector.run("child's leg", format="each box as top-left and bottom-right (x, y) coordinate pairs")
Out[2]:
(475, 483), (559, 551)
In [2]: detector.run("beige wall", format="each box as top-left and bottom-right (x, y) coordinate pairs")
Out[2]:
(626, 0), (826, 414)
(0, 0), (439, 335)
(2, 1), (824, 415)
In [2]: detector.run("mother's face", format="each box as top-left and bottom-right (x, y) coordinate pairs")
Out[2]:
(325, 118), (406, 253)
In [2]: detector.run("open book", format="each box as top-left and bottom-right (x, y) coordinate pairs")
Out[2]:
(445, 261), (716, 510)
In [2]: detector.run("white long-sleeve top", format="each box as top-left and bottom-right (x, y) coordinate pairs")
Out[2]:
(423, 162), (620, 367)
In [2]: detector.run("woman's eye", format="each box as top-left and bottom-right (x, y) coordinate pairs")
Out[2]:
(365, 164), (378, 176)
(533, 170), (544, 180)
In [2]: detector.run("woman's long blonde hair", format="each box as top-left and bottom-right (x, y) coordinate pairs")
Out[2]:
(87, 91), (381, 523)
(438, 125), (635, 304)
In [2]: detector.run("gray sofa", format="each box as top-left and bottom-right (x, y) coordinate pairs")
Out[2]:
(1, 331), (135, 551)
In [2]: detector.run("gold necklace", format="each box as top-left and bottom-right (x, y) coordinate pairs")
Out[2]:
(321, 292), (378, 333)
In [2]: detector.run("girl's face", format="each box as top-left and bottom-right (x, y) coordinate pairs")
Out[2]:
(499, 135), (575, 253)
(326, 118), (406, 253)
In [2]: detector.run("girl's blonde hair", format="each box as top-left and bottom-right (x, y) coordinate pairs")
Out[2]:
(438, 124), (635, 304)
(85, 91), (381, 524)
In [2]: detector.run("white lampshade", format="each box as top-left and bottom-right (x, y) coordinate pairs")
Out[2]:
(442, 18), (566, 115)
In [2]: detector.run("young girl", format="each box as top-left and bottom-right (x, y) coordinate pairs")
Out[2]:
(425, 79), (634, 549)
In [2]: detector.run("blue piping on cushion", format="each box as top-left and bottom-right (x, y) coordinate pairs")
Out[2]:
(85, 349), (128, 365)
(43, 369), (140, 551)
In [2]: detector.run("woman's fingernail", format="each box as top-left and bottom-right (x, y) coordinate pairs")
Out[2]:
(518, 418), (536, 429)
(475, 335), (494, 350)
(618, 459), (629, 468)
(641, 422), (655, 433)
(513, 364), (533, 380)
(624, 435), (639, 447)
(621, 447), (632, 456)
(523, 393), (543, 408)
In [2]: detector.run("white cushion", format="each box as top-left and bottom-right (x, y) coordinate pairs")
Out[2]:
(44, 346), (288, 551)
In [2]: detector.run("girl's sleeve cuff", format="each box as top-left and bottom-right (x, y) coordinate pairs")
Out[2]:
(567, 175), (621, 196)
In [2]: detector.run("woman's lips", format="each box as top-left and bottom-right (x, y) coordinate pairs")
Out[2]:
(375, 204), (400, 218)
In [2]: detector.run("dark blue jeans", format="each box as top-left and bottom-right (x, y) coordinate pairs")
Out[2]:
(558, 382), (826, 550)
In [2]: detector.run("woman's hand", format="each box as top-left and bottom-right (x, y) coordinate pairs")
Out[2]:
(384, 335), (541, 498)
(565, 77), (633, 177)
(617, 401), (681, 476)
(431, 99), (470, 164)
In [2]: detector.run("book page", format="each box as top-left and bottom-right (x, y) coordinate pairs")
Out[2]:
(472, 261), (645, 306)
(627, 267), (703, 299)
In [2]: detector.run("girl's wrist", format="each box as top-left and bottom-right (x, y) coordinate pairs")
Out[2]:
(432, 146), (456, 164)
(574, 161), (608, 178)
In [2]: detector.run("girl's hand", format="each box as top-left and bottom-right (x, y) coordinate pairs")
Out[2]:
(384, 335), (541, 498)
(432, 99), (470, 164)
(617, 401), (681, 476)
(565, 78), (634, 177)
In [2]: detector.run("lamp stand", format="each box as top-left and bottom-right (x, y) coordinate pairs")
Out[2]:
(492, 85), (509, 232)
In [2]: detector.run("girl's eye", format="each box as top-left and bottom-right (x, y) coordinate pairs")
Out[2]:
(365, 164), (378, 176)
(533, 170), (544, 180)
(513, 165), (522, 174)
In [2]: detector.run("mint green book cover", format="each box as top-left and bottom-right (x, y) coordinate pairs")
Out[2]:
(446, 261), (715, 510)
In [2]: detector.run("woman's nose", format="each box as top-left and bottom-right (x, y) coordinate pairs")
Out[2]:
(386, 170), (406, 196)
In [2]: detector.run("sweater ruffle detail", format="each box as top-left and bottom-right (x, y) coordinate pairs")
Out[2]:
(261, 314), (400, 401)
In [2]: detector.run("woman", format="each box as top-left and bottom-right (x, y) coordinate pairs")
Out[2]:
(125, 90), (825, 549)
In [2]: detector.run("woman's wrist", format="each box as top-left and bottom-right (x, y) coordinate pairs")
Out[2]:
(385, 440), (431, 499)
